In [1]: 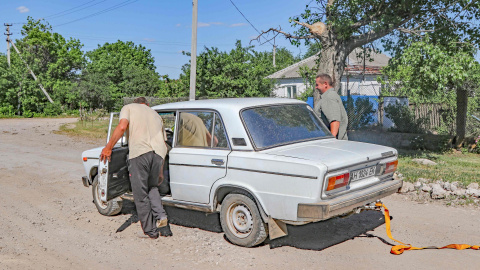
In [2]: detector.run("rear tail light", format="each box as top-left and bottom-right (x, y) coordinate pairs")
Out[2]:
(83, 157), (88, 162)
(326, 173), (350, 191)
(384, 160), (398, 174)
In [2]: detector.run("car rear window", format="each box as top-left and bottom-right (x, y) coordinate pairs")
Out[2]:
(241, 104), (331, 149)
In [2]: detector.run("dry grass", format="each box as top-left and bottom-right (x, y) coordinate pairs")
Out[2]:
(55, 118), (118, 140)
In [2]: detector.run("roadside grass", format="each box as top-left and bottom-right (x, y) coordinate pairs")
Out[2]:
(55, 118), (118, 140)
(397, 149), (480, 187)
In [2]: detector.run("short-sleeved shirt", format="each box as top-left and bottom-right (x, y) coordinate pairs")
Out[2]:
(119, 103), (168, 159)
(314, 88), (348, 140)
(178, 113), (209, 147)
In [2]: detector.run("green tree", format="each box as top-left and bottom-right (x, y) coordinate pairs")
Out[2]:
(303, 42), (322, 59)
(159, 41), (299, 98)
(381, 38), (480, 146)
(258, 0), (480, 106)
(80, 40), (161, 110)
(0, 17), (84, 115)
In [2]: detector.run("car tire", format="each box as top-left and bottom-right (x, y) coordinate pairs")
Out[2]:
(92, 175), (123, 216)
(220, 193), (268, 247)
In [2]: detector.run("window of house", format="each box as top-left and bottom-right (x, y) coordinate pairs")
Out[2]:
(286, 85), (297, 98)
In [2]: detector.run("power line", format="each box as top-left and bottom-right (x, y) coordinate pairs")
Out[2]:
(53, 0), (139, 28)
(59, 33), (232, 46)
(9, 0), (112, 25)
(45, 0), (107, 20)
(228, 0), (273, 46)
(44, 0), (97, 19)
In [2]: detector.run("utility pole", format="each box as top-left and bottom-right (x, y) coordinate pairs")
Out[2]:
(189, 0), (198, 101)
(10, 40), (54, 103)
(4, 23), (12, 67)
(273, 45), (276, 67)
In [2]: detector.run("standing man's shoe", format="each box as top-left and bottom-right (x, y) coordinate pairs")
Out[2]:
(156, 218), (168, 228)
(146, 232), (159, 239)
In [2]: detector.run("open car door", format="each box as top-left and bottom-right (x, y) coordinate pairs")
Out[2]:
(98, 112), (130, 203)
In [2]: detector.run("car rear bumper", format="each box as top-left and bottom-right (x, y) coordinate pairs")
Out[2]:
(82, 176), (90, 187)
(297, 179), (402, 221)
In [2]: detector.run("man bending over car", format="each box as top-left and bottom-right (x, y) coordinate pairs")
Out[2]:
(100, 97), (171, 239)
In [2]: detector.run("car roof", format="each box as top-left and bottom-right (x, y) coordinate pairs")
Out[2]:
(151, 97), (305, 111)
(151, 98), (308, 151)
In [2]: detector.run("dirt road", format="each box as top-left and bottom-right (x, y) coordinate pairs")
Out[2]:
(1, 118), (479, 270)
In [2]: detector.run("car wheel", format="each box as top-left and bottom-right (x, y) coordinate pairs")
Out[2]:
(92, 175), (123, 216)
(220, 193), (268, 247)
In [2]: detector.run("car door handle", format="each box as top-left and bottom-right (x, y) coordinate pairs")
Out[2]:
(211, 159), (225, 166)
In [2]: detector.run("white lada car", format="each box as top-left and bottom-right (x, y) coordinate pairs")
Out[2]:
(81, 98), (402, 247)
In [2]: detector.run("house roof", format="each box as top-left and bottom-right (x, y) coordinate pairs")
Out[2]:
(266, 48), (391, 79)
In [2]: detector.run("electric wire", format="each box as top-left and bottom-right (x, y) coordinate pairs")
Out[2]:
(45, 0), (108, 20)
(228, 0), (273, 46)
(53, 0), (139, 28)
(43, 0), (97, 19)
(10, 0), (102, 24)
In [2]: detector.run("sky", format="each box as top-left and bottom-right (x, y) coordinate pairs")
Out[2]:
(0, 0), (311, 78)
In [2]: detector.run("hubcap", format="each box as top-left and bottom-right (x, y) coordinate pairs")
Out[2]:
(95, 182), (108, 209)
(227, 203), (253, 238)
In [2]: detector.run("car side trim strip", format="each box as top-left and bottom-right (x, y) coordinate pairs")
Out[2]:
(170, 163), (226, 169)
(228, 167), (318, 179)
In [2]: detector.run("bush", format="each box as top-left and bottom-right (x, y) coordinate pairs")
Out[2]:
(43, 103), (63, 116)
(384, 102), (428, 133)
(22, 109), (34, 118)
(474, 136), (480, 154)
(0, 105), (16, 116)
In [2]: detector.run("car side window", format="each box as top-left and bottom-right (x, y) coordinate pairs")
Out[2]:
(158, 111), (176, 147)
(213, 114), (228, 148)
(176, 111), (229, 149)
(177, 111), (213, 147)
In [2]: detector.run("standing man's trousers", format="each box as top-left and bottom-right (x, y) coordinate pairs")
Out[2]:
(128, 151), (167, 236)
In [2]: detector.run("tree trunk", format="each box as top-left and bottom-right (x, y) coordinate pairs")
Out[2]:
(455, 88), (468, 148)
(313, 35), (348, 107)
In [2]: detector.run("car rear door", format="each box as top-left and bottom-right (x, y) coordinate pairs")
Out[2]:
(169, 110), (231, 204)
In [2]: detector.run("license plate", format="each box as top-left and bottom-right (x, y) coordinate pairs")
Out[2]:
(350, 166), (376, 181)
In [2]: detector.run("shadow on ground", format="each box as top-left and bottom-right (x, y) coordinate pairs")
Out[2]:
(268, 210), (386, 250)
(118, 200), (222, 233)
(118, 201), (386, 250)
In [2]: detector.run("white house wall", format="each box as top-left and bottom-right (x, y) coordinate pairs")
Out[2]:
(271, 78), (308, 98)
(272, 75), (382, 98)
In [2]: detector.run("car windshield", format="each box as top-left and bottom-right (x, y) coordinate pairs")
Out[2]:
(242, 104), (331, 149)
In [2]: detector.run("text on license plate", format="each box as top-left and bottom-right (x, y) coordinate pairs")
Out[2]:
(350, 166), (376, 181)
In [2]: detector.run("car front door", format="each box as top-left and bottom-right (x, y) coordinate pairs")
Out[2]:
(99, 112), (130, 202)
(169, 110), (230, 204)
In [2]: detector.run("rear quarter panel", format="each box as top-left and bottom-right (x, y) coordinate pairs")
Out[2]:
(211, 151), (326, 221)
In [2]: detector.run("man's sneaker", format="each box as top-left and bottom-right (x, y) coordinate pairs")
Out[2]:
(157, 224), (173, 237)
(146, 232), (159, 239)
(156, 218), (168, 228)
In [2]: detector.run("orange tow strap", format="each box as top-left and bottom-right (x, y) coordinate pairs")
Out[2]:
(375, 202), (480, 255)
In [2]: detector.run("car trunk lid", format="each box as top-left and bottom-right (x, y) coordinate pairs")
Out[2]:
(263, 139), (395, 171)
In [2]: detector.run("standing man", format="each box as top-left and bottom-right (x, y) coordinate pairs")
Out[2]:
(314, 74), (349, 140)
(100, 97), (171, 239)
